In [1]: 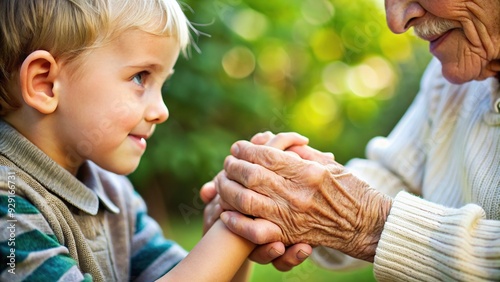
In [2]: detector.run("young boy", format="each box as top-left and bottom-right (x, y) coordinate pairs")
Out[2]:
(0, 0), (254, 281)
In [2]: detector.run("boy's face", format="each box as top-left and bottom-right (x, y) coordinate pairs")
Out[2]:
(53, 29), (180, 175)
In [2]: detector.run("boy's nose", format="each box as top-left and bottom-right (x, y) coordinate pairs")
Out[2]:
(145, 93), (169, 124)
(385, 0), (425, 34)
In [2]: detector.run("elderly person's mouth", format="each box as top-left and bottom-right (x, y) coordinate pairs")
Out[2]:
(413, 18), (458, 52)
(424, 29), (455, 52)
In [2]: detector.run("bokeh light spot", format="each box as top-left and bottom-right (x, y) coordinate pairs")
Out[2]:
(229, 8), (269, 41)
(347, 65), (377, 97)
(294, 91), (338, 128)
(222, 46), (256, 79)
(310, 28), (343, 61)
(362, 56), (395, 91)
(301, 0), (335, 25)
(346, 56), (396, 98)
(309, 91), (338, 122)
(292, 91), (343, 140)
(322, 61), (350, 94)
(258, 45), (291, 75)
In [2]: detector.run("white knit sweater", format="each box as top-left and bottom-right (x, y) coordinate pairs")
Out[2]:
(311, 58), (500, 281)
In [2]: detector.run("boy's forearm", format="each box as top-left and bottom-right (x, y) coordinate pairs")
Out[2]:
(158, 220), (255, 282)
(231, 259), (253, 282)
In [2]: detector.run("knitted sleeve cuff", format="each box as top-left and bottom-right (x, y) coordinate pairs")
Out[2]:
(373, 191), (500, 281)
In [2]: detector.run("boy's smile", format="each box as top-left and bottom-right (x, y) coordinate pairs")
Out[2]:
(128, 128), (156, 151)
(50, 29), (180, 175)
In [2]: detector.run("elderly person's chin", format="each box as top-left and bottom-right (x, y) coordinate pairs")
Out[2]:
(440, 60), (499, 85)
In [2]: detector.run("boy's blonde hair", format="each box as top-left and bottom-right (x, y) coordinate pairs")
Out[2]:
(0, 0), (192, 115)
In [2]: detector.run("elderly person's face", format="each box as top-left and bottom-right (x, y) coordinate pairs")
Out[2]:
(385, 0), (500, 84)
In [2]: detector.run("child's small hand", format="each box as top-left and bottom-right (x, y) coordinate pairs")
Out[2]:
(200, 180), (222, 234)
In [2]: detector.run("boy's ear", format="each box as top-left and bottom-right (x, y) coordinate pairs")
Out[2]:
(19, 50), (60, 114)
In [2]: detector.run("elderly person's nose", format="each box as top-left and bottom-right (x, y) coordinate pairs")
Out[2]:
(385, 0), (425, 34)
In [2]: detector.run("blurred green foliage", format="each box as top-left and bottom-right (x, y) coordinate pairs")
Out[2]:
(129, 0), (432, 218)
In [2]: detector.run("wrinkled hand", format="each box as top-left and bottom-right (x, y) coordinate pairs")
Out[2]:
(201, 131), (312, 233)
(200, 132), (314, 271)
(216, 140), (393, 262)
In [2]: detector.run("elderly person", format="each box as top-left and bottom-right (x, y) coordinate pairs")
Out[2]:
(202, 0), (500, 280)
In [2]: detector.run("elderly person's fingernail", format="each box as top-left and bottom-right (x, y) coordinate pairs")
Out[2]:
(296, 250), (310, 260)
(220, 212), (229, 223)
(269, 247), (284, 258)
(231, 143), (239, 155)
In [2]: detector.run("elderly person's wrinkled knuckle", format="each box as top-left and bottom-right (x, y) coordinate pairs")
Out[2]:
(223, 155), (235, 171)
(251, 227), (269, 245)
(258, 153), (276, 169)
(235, 190), (254, 214)
(303, 162), (329, 187)
(244, 169), (263, 188)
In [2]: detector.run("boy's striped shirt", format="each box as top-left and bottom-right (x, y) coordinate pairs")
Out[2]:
(0, 121), (187, 281)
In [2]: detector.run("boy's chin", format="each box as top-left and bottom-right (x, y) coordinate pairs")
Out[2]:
(102, 161), (140, 175)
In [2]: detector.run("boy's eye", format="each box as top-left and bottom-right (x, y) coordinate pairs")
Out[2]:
(132, 72), (147, 86)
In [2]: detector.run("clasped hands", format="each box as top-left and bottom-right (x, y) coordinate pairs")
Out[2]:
(200, 132), (392, 271)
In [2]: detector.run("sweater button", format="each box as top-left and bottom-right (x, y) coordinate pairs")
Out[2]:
(496, 98), (500, 113)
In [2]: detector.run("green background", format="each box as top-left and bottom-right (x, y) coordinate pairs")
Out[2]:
(129, 0), (432, 280)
